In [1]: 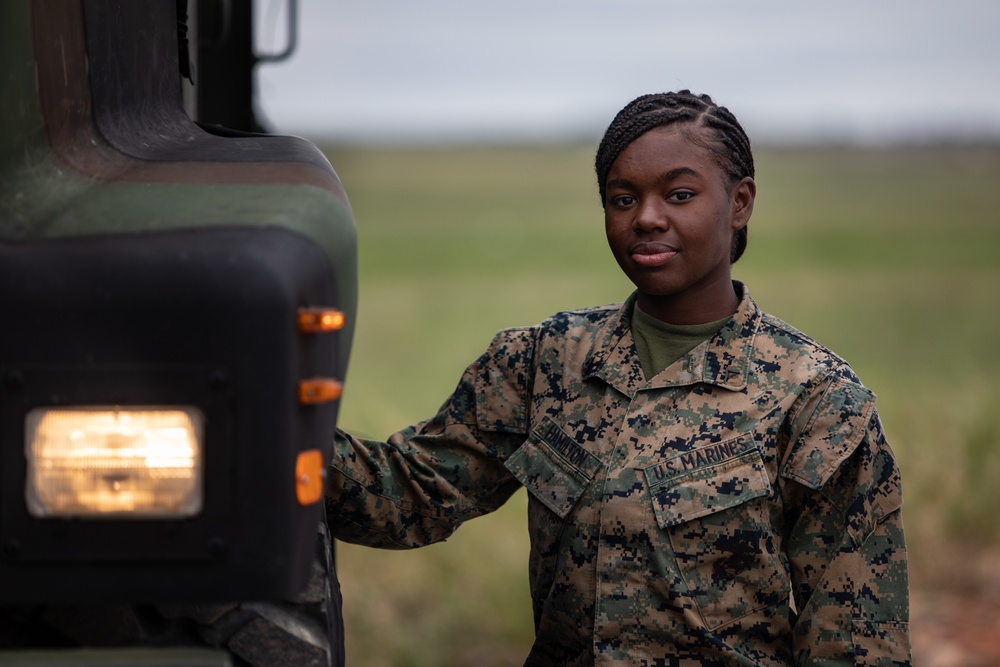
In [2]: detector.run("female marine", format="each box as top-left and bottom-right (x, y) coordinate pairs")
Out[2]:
(325, 91), (910, 666)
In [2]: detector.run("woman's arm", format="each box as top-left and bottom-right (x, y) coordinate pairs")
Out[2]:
(324, 327), (536, 549)
(782, 379), (911, 665)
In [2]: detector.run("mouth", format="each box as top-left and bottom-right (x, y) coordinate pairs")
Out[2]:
(629, 242), (678, 267)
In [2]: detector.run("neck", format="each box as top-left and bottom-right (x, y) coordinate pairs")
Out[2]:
(636, 280), (740, 325)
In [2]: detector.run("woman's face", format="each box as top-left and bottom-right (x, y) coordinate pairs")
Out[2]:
(604, 125), (755, 324)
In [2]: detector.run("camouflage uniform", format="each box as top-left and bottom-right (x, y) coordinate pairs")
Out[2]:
(326, 283), (910, 666)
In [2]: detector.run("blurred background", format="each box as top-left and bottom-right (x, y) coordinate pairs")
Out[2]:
(252, 1), (1000, 665)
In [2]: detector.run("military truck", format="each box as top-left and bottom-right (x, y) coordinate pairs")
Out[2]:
(0, 1), (354, 665)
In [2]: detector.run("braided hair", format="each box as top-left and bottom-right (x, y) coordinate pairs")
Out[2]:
(595, 91), (754, 263)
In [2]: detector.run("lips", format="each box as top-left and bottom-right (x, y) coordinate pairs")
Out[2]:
(630, 242), (678, 267)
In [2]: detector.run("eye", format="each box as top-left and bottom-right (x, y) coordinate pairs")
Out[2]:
(611, 194), (636, 207)
(668, 191), (694, 202)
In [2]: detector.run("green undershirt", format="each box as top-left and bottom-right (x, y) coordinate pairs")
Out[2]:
(631, 304), (730, 380)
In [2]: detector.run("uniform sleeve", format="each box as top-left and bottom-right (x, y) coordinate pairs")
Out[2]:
(324, 327), (535, 549)
(780, 377), (911, 666)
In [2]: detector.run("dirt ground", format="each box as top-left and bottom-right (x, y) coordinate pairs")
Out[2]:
(911, 591), (1000, 667)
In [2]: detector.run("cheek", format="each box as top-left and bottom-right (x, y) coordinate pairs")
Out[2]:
(603, 222), (631, 268)
(603, 217), (619, 246)
(604, 213), (629, 241)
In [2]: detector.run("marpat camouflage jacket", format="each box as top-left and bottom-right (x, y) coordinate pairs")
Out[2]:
(326, 283), (911, 666)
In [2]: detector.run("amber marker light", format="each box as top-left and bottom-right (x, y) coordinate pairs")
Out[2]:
(298, 378), (343, 405)
(24, 407), (204, 519)
(295, 449), (325, 506)
(297, 307), (345, 334)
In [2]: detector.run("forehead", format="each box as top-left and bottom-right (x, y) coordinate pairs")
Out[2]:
(608, 124), (720, 180)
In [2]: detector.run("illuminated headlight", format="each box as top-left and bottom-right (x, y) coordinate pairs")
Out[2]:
(24, 407), (204, 519)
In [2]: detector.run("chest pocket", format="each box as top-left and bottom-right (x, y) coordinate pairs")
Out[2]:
(643, 435), (788, 629)
(505, 418), (602, 518)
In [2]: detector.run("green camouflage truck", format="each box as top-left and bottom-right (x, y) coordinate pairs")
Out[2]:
(0, 1), (355, 665)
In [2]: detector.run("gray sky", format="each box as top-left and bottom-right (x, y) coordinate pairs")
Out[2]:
(254, 0), (1000, 144)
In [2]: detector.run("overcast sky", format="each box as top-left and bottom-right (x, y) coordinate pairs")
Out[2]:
(253, 0), (1000, 144)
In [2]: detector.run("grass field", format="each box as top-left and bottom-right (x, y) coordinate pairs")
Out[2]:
(320, 142), (1000, 666)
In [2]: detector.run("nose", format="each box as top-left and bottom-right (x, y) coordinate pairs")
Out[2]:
(633, 198), (668, 233)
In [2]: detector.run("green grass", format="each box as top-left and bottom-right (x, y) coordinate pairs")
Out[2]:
(321, 142), (1000, 666)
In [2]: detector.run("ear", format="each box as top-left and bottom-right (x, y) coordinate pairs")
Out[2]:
(730, 177), (755, 230)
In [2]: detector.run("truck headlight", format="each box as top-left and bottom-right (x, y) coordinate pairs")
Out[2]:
(24, 407), (204, 519)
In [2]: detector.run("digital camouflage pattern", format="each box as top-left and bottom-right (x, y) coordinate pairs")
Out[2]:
(326, 284), (910, 666)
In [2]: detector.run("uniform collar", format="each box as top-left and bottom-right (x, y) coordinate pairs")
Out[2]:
(583, 282), (760, 396)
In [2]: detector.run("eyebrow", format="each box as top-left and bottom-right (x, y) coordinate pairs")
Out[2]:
(605, 167), (701, 193)
(659, 167), (700, 182)
(605, 177), (633, 191)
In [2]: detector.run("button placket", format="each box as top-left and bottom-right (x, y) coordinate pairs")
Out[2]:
(593, 386), (682, 658)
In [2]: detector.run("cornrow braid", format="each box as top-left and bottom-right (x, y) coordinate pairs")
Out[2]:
(595, 91), (755, 263)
